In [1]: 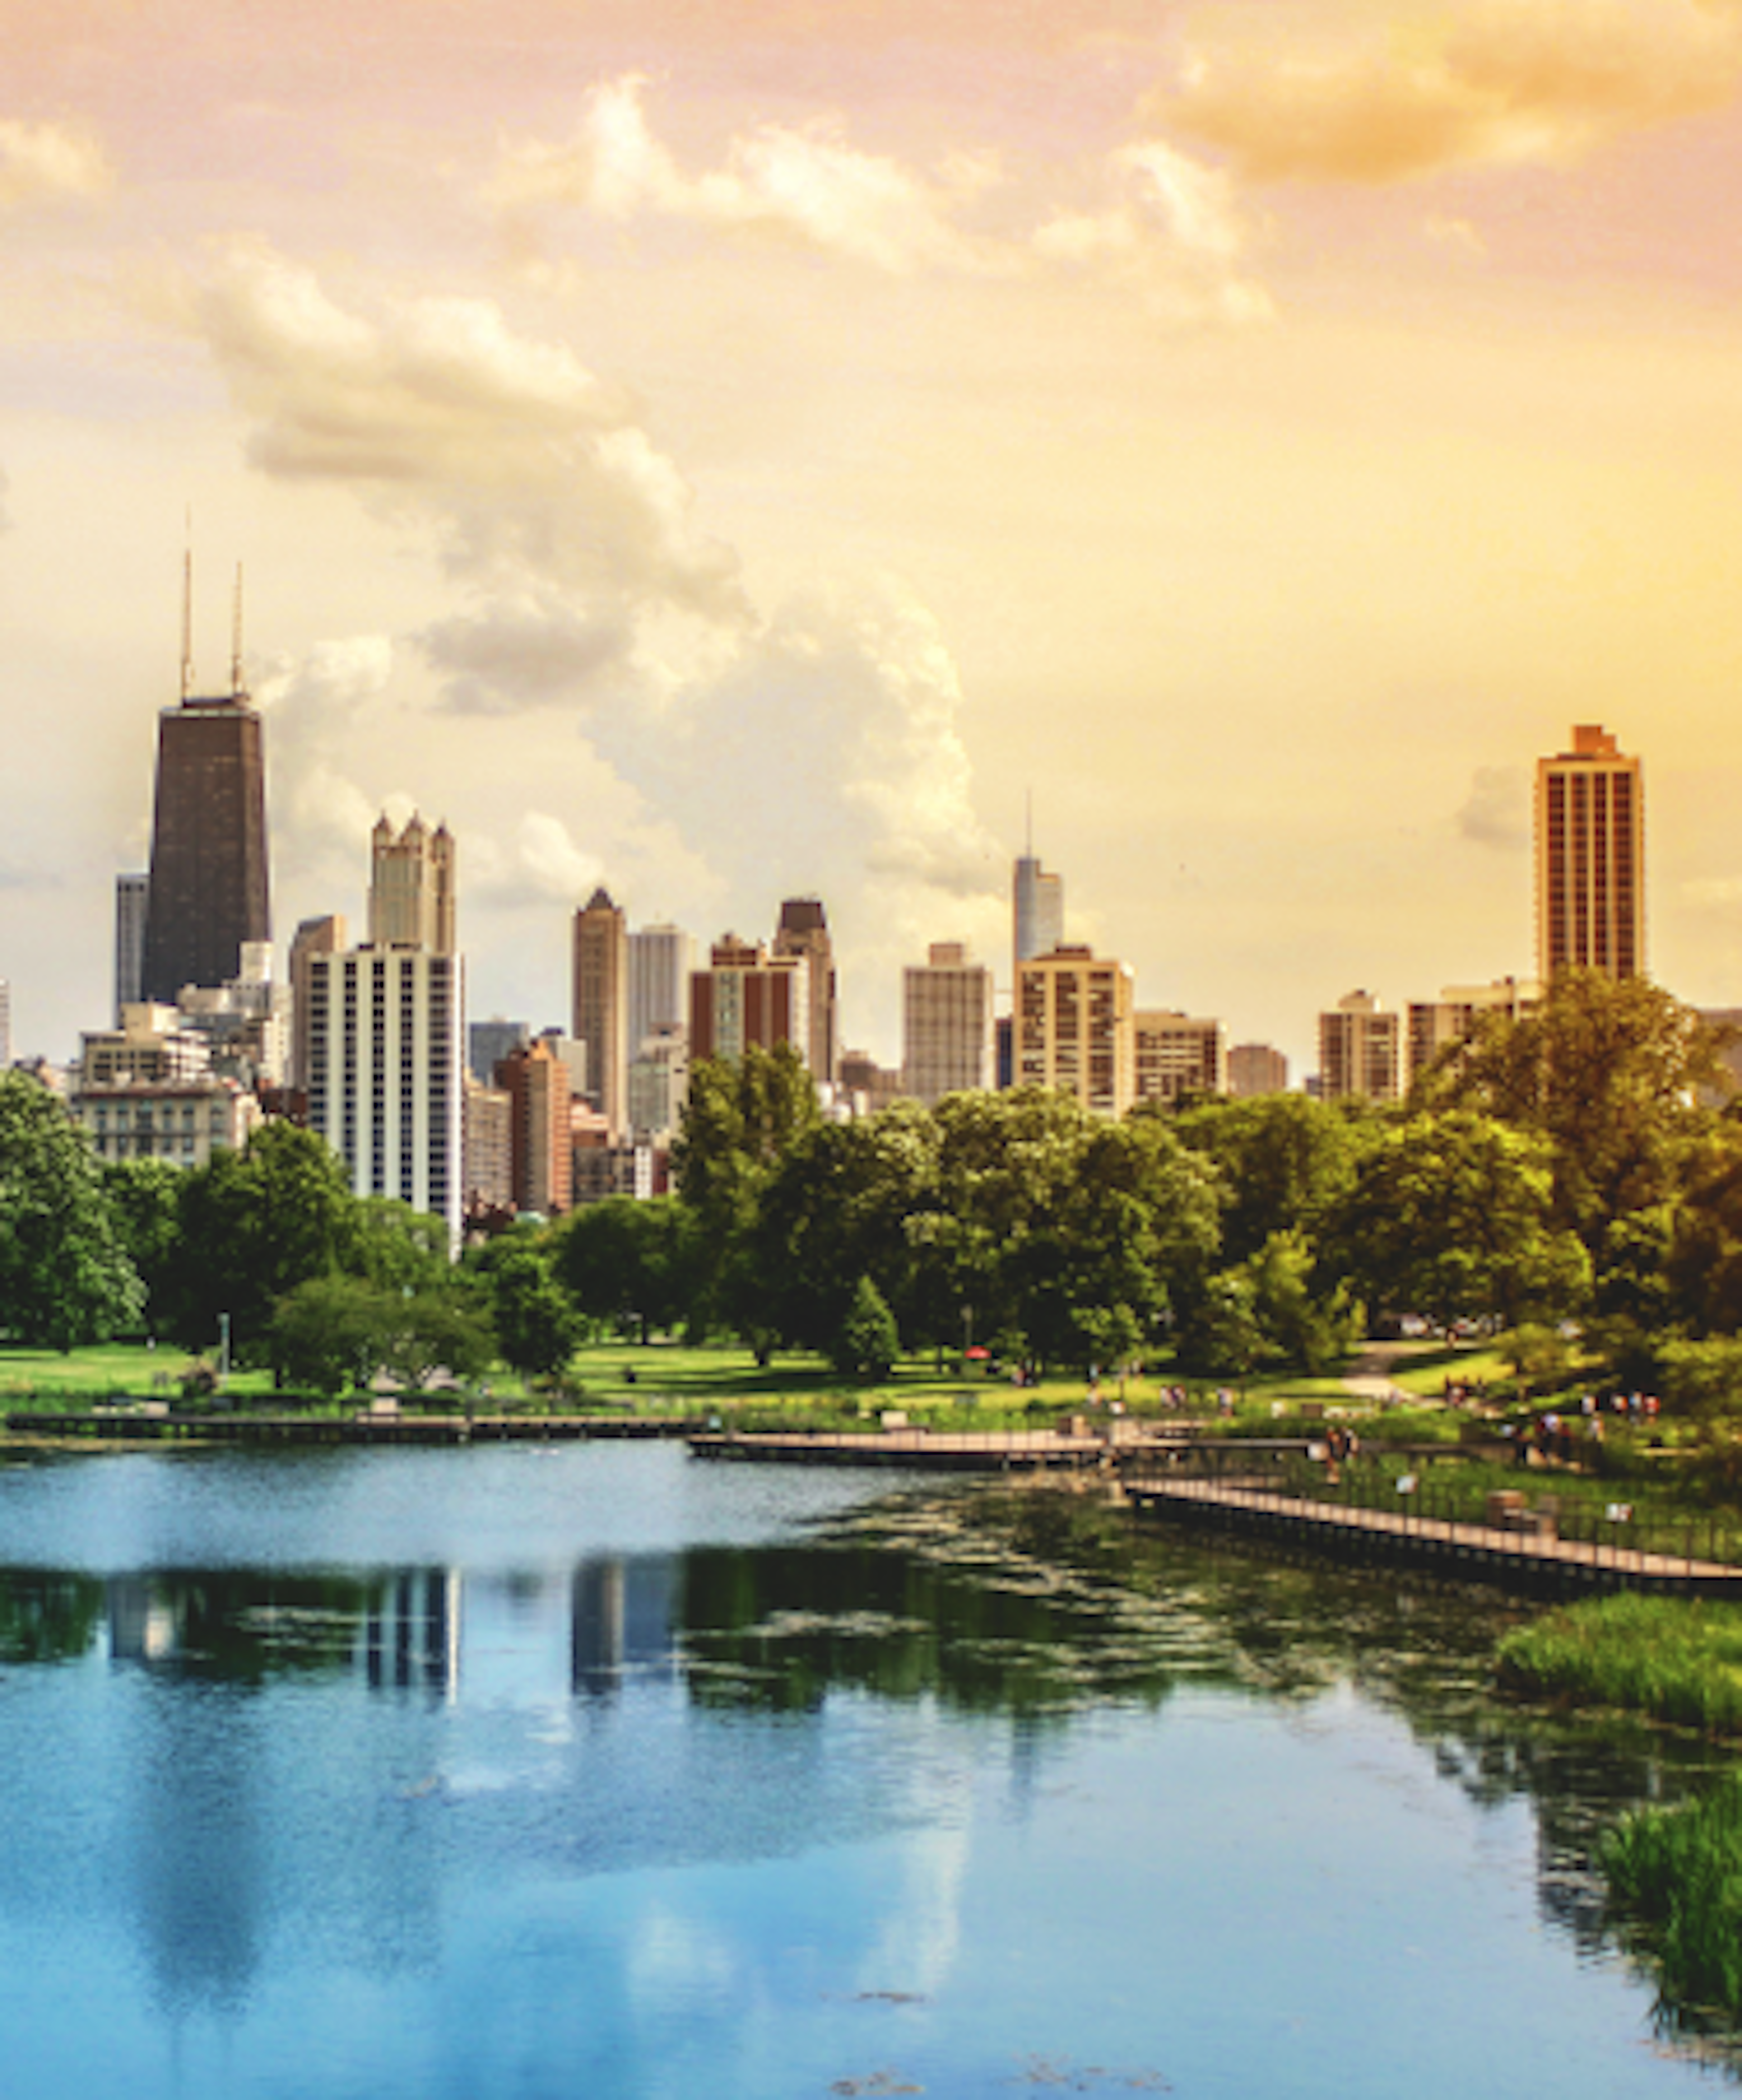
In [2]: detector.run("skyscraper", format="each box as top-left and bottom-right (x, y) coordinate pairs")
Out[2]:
(773, 897), (837, 1084)
(1535, 724), (1644, 981)
(902, 942), (993, 1105)
(572, 888), (628, 1138)
(114, 873), (148, 1024)
(1013, 853), (1064, 976)
(369, 814), (455, 952)
(689, 937), (809, 1066)
(140, 583), (270, 1004)
(627, 924), (692, 1060)
(306, 818), (463, 1241)
(287, 914), (347, 1094)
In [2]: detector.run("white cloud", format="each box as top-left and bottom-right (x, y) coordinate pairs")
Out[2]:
(0, 119), (112, 212)
(491, 74), (999, 275)
(1455, 765), (1528, 849)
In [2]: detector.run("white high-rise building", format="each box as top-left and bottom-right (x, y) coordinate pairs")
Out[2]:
(903, 942), (993, 1105)
(307, 814), (464, 1243)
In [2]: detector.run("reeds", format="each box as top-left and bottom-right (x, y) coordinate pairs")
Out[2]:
(1495, 1594), (1742, 1735)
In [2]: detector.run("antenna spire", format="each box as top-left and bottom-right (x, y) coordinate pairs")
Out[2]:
(230, 562), (245, 697)
(1024, 788), (1033, 859)
(180, 512), (194, 702)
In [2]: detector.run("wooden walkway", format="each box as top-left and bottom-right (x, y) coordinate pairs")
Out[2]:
(1124, 1475), (1742, 1597)
(688, 1429), (1114, 1472)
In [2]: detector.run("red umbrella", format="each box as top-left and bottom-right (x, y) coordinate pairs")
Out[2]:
(964, 1346), (990, 1359)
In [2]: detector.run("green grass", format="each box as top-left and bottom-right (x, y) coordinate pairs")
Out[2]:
(1605, 1770), (1742, 2021)
(1497, 1595), (1742, 1735)
(1382, 1344), (1514, 1399)
(0, 1343), (276, 1402)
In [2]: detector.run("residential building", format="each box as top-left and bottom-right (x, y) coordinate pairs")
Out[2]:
(628, 925), (692, 1061)
(114, 873), (148, 1023)
(689, 937), (809, 1067)
(1318, 991), (1402, 1104)
(369, 813), (455, 952)
(1405, 977), (1542, 1092)
(1535, 723), (1644, 981)
(288, 914), (347, 1094)
(834, 1050), (905, 1117)
(573, 888), (628, 1137)
(176, 941), (290, 1089)
(72, 1076), (259, 1167)
(1227, 1043), (1289, 1097)
(1132, 1010), (1227, 1107)
(628, 1024), (688, 1142)
(462, 1073), (514, 1220)
(1016, 943), (1135, 1117)
(494, 1038), (573, 1217)
(141, 648), (271, 1004)
(773, 897), (837, 1084)
(903, 942), (994, 1105)
(304, 817), (464, 1242)
(78, 1004), (212, 1087)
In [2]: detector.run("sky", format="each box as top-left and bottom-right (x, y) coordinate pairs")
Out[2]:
(5, 0), (1742, 1077)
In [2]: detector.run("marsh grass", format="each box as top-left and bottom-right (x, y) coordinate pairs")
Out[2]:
(1605, 1770), (1742, 2020)
(1496, 1595), (1742, 1735)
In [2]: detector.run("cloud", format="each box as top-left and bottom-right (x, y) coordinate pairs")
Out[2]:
(0, 119), (112, 211)
(1683, 875), (1742, 911)
(480, 812), (607, 908)
(419, 593), (635, 713)
(191, 240), (746, 624)
(1455, 764), (1528, 848)
(1160, 0), (1742, 184)
(491, 74), (999, 275)
(1032, 140), (1275, 324)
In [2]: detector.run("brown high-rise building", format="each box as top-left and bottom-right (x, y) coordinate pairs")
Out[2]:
(773, 896), (837, 1084)
(1535, 724), (1644, 981)
(689, 937), (809, 1066)
(572, 888), (628, 1138)
(140, 683), (270, 1006)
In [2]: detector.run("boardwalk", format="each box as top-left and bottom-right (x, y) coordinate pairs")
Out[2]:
(1125, 1474), (1742, 1597)
(687, 1428), (1115, 1471)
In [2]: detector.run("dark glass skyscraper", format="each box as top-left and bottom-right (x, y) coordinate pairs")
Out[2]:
(140, 689), (271, 1006)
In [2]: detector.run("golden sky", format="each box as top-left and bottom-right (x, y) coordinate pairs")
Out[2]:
(4, 0), (1742, 1072)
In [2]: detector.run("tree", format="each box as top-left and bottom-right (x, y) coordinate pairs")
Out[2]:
(0, 1073), (141, 1349)
(272, 1276), (391, 1397)
(100, 1157), (184, 1338)
(832, 1275), (899, 1381)
(165, 1122), (361, 1368)
(558, 1197), (700, 1341)
(670, 1045), (822, 1354)
(489, 1242), (583, 1384)
(1326, 1109), (1589, 1335)
(1412, 971), (1730, 1252)
(1172, 1092), (1375, 1266)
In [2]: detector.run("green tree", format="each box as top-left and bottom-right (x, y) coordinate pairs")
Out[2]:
(1413, 970), (1730, 1253)
(1172, 1091), (1374, 1265)
(832, 1274), (900, 1381)
(558, 1197), (700, 1341)
(0, 1073), (142, 1349)
(272, 1276), (391, 1397)
(670, 1045), (822, 1355)
(1326, 1109), (1589, 1335)
(166, 1122), (361, 1368)
(489, 1242), (583, 1384)
(100, 1156), (184, 1338)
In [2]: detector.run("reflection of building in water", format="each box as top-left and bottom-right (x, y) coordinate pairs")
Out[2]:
(108, 1575), (186, 1663)
(365, 1569), (462, 1698)
(571, 1555), (679, 1697)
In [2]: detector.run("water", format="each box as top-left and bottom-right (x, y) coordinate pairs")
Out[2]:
(0, 1443), (1731, 2098)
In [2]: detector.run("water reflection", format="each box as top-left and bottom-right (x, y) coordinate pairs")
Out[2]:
(0, 1483), (1734, 2068)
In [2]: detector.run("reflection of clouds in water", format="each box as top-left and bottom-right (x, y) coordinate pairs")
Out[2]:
(626, 1899), (742, 2011)
(855, 1815), (971, 2003)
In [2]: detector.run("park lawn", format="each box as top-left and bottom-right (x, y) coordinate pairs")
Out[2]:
(0, 1341), (275, 1401)
(1383, 1343), (1514, 1399)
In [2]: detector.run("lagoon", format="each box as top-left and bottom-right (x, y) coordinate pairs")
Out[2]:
(0, 1442), (1731, 2098)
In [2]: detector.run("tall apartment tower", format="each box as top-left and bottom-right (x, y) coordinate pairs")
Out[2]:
(1013, 854), (1064, 976)
(903, 942), (994, 1105)
(1318, 991), (1401, 1104)
(369, 814), (455, 952)
(140, 588), (271, 1005)
(305, 819), (463, 1242)
(689, 937), (809, 1066)
(1016, 943), (1135, 1117)
(628, 924), (693, 1055)
(572, 888), (628, 1138)
(773, 897), (837, 1084)
(1132, 1011), (1227, 1107)
(114, 873), (148, 1024)
(287, 913), (347, 1094)
(1535, 724), (1644, 981)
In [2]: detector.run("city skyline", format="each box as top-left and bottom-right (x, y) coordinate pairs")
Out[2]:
(7, 4), (1742, 1074)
